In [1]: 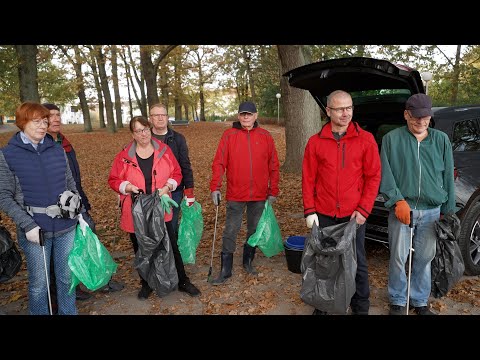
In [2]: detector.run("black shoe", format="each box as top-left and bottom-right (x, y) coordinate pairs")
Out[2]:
(76, 287), (92, 301)
(414, 306), (435, 315)
(137, 282), (153, 300)
(101, 280), (124, 293)
(389, 304), (406, 315)
(351, 309), (369, 315)
(312, 309), (327, 315)
(178, 281), (201, 297)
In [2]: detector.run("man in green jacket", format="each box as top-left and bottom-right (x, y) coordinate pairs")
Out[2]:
(380, 94), (455, 315)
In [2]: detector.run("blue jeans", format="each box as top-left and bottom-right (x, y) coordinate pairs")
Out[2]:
(171, 189), (184, 235)
(18, 228), (77, 315)
(387, 207), (440, 307)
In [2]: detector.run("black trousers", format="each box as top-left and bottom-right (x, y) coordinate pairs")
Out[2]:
(317, 213), (370, 312)
(129, 221), (188, 285)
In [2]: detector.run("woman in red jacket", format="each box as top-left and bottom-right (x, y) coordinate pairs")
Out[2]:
(108, 116), (200, 299)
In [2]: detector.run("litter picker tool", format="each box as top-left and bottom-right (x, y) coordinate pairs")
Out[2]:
(39, 228), (53, 315)
(207, 194), (220, 282)
(406, 211), (414, 315)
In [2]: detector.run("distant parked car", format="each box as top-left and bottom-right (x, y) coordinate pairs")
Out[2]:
(285, 57), (480, 275)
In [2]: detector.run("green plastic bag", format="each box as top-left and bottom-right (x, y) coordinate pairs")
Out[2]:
(247, 201), (284, 257)
(178, 198), (204, 264)
(68, 215), (118, 292)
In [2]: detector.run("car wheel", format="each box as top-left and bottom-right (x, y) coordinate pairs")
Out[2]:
(459, 202), (480, 275)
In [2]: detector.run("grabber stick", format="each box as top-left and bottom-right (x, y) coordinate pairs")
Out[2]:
(207, 194), (220, 282)
(406, 211), (414, 315)
(39, 228), (53, 315)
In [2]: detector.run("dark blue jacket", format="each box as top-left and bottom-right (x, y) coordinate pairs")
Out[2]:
(154, 127), (194, 192)
(0, 133), (77, 233)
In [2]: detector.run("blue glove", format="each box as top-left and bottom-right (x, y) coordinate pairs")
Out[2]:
(161, 194), (179, 214)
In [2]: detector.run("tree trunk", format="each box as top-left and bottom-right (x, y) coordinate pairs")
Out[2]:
(450, 45), (462, 105)
(94, 46), (116, 133)
(277, 45), (321, 173)
(110, 45), (124, 128)
(140, 45), (159, 110)
(174, 58), (182, 120)
(120, 46), (141, 119)
(128, 46), (147, 117)
(159, 63), (169, 107)
(72, 46), (92, 132)
(15, 45), (40, 102)
(199, 65), (206, 121)
(89, 57), (105, 128)
(242, 46), (256, 102)
(184, 104), (189, 121)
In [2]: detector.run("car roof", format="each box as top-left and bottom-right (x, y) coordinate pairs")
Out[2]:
(284, 57), (425, 113)
(433, 105), (480, 132)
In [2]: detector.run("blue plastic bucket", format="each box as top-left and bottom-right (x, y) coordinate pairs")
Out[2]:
(284, 236), (306, 273)
(285, 235), (306, 250)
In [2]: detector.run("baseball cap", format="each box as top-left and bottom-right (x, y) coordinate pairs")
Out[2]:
(238, 101), (257, 114)
(405, 94), (432, 117)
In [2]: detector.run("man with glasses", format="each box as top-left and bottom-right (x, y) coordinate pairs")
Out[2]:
(380, 93), (455, 315)
(42, 103), (124, 311)
(209, 101), (280, 285)
(302, 90), (381, 315)
(149, 104), (195, 236)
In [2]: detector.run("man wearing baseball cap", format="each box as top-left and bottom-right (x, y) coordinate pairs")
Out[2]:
(380, 93), (455, 315)
(209, 101), (280, 285)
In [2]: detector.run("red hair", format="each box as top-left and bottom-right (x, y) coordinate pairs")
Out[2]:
(15, 102), (50, 131)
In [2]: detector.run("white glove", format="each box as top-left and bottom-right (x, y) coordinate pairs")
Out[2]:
(211, 191), (221, 206)
(185, 196), (195, 207)
(26, 226), (41, 244)
(267, 196), (277, 204)
(306, 214), (319, 229)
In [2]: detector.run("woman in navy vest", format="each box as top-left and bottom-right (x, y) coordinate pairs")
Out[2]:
(0, 102), (79, 315)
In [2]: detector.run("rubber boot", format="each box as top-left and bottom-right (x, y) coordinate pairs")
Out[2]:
(243, 243), (258, 275)
(211, 252), (233, 285)
(137, 278), (152, 300)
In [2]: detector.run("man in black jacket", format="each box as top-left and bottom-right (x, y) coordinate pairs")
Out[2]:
(149, 104), (195, 235)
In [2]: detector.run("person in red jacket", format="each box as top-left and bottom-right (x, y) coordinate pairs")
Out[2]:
(302, 90), (381, 315)
(210, 101), (280, 285)
(108, 116), (200, 299)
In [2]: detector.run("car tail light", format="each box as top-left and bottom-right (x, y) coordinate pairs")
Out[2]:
(454, 167), (459, 180)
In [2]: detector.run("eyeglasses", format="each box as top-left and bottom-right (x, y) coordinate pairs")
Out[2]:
(31, 118), (49, 127)
(150, 114), (168, 118)
(327, 105), (354, 113)
(239, 112), (253, 117)
(133, 128), (151, 134)
(406, 111), (430, 121)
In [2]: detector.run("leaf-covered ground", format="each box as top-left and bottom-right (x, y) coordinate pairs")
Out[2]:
(0, 122), (479, 315)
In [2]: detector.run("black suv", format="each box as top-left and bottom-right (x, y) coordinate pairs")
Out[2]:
(285, 57), (480, 275)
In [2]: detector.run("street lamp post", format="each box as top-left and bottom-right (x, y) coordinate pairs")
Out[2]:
(276, 93), (281, 124)
(420, 71), (433, 95)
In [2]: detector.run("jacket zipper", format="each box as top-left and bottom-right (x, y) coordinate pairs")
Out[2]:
(414, 141), (421, 210)
(336, 141), (341, 211)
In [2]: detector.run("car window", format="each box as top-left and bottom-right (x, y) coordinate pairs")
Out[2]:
(452, 118), (480, 151)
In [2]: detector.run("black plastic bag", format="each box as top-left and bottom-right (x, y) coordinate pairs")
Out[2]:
(300, 220), (357, 314)
(0, 225), (22, 283)
(131, 192), (178, 297)
(431, 213), (464, 298)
